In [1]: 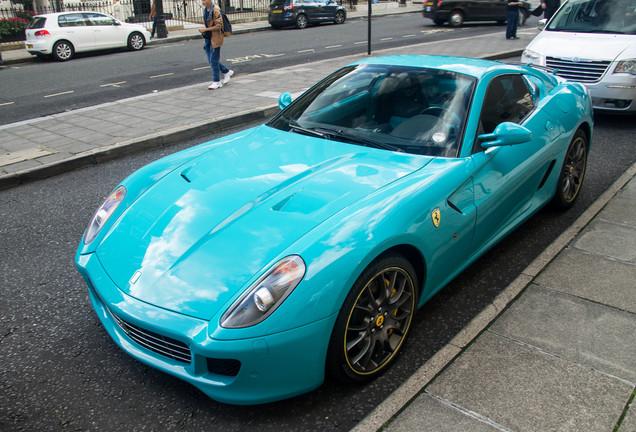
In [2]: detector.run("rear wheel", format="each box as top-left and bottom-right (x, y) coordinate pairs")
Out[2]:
(52, 40), (74, 61)
(296, 13), (308, 29)
(448, 10), (464, 27)
(551, 129), (588, 210)
(334, 10), (346, 24)
(327, 252), (417, 382)
(127, 32), (145, 50)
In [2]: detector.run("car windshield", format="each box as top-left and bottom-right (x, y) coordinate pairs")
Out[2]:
(547, 0), (636, 34)
(268, 64), (475, 157)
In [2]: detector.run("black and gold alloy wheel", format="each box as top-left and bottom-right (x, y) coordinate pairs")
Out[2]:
(553, 129), (588, 210)
(327, 253), (417, 381)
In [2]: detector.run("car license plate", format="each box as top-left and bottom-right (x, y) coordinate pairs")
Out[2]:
(273, 9), (282, 13)
(426, 6), (431, 11)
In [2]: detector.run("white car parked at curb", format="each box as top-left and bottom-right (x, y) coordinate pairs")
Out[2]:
(521, 0), (636, 113)
(25, 11), (151, 62)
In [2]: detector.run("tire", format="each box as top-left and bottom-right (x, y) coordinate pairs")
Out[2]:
(448, 10), (464, 27)
(52, 40), (74, 62)
(327, 252), (417, 382)
(127, 32), (146, 51)
(334, 10), (346, 24)
(551, 129), (588, 210)
(295, 13), (308, 29)
(434, 19), (445, 26)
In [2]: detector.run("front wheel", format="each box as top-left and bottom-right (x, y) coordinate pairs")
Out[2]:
(334, 10), (346, 24)
(296, 13), (308, 29)
(128, 32), (146, 50)
(551, 129), (588, 210)
(52, 40), (74, 61)
(327, 252), (417, 382)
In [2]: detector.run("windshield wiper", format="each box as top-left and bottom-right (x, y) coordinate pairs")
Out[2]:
(315, 127), (404, 153)
(287, 119), (329, 139)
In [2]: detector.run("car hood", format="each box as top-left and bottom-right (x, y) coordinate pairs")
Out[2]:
(95, 126), (430, 320)
(527, 30), (634, 61)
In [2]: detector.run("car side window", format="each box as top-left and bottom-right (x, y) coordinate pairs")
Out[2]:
(58, 13), (88, 27)
(479, 74), (534, 135)
(85, 13), (117, 26)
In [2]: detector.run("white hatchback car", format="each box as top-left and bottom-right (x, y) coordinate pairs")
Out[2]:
(25, 12), (151, 61)
(521, 0), (636, 113)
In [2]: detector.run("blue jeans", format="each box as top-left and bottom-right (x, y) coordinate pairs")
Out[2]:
(506, 10), (518, 39)
(204, 39), (229, 82)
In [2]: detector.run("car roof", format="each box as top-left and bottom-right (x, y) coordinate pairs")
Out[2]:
(351, 55), (508, 79)
(33, 11), (108, 18)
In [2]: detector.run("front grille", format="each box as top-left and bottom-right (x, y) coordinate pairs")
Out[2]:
(546, 56), (611, 83)
(111, 314), (192, 364)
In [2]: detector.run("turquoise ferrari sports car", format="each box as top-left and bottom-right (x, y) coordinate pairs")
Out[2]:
(75, 55), (593, 405)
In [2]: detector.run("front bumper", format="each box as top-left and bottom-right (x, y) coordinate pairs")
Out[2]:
(76, 252), (335, 405)
(586, 76), (636, 112)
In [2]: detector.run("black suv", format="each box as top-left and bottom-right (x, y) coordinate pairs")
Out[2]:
(423, 0), (530, 27)
(268, 0), (347, 29)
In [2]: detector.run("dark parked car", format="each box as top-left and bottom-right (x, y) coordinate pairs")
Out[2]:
(423, 0), (530, 27)
(268, 0), (346, 29)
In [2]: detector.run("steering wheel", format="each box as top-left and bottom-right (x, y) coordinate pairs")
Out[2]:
(420, 106), (461, 126)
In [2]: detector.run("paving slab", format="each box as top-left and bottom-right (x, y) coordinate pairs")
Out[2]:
(426, 331), (634, 432)
(490, 284), (636, 383)
(573, 220), (636, 263)
(535, 248), (636, 314)
(384, 393), (500, 432)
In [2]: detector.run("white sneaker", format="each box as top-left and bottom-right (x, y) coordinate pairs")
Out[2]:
(208, 81), (222, 90)
(222, 70), (234, 85)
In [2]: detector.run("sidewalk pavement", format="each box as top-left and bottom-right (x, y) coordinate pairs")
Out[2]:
(1, 6), (634, 431)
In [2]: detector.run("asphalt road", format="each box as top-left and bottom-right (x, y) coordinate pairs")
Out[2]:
(0, 14), (528, 125)
(0, 110), (634, 431)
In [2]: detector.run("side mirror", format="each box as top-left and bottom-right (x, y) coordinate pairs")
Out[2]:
(479, 122), (532, 149)
(537, 18), (546, 30)
(278, 92), (292, 110)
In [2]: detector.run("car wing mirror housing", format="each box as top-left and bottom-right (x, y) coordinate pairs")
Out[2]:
(279, 92), (292, 110)
(479, 122), (533, 149)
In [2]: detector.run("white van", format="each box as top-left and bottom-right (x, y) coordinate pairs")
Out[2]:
(521, 0), (636, 113)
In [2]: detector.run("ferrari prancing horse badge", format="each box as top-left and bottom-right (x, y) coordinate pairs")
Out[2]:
(431, 209), (441, 228)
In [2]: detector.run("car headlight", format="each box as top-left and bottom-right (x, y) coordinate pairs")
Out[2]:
(522, 49), (542, 64)
(221, 255), (306, 328)
(83, 186), (126, 245)
(614, 59), (636, 75)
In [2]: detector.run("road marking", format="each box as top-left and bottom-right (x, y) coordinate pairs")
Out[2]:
(44, 91), (74, 98)
(325, 44), (342, 48)
(403, 34), (416, 38)
(150, 73), (174, 79)
(354, 41), (366, 45)
(298, 49), (315, 53)
(193, 66), (209, 70)
(100, 81), (127, 88)
(381, 37), (393, 41)
(0, 102), (15, 107)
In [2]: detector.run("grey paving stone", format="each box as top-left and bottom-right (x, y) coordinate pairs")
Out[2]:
(384, 393), (499, 432)
(600, 196), (636, 226)
(620, 177), (636, 200)
(490, 284), (636, 382)
(574, 220), (636, 263)
(536, 248), (636, 313)
(427, 332), (633, 432)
